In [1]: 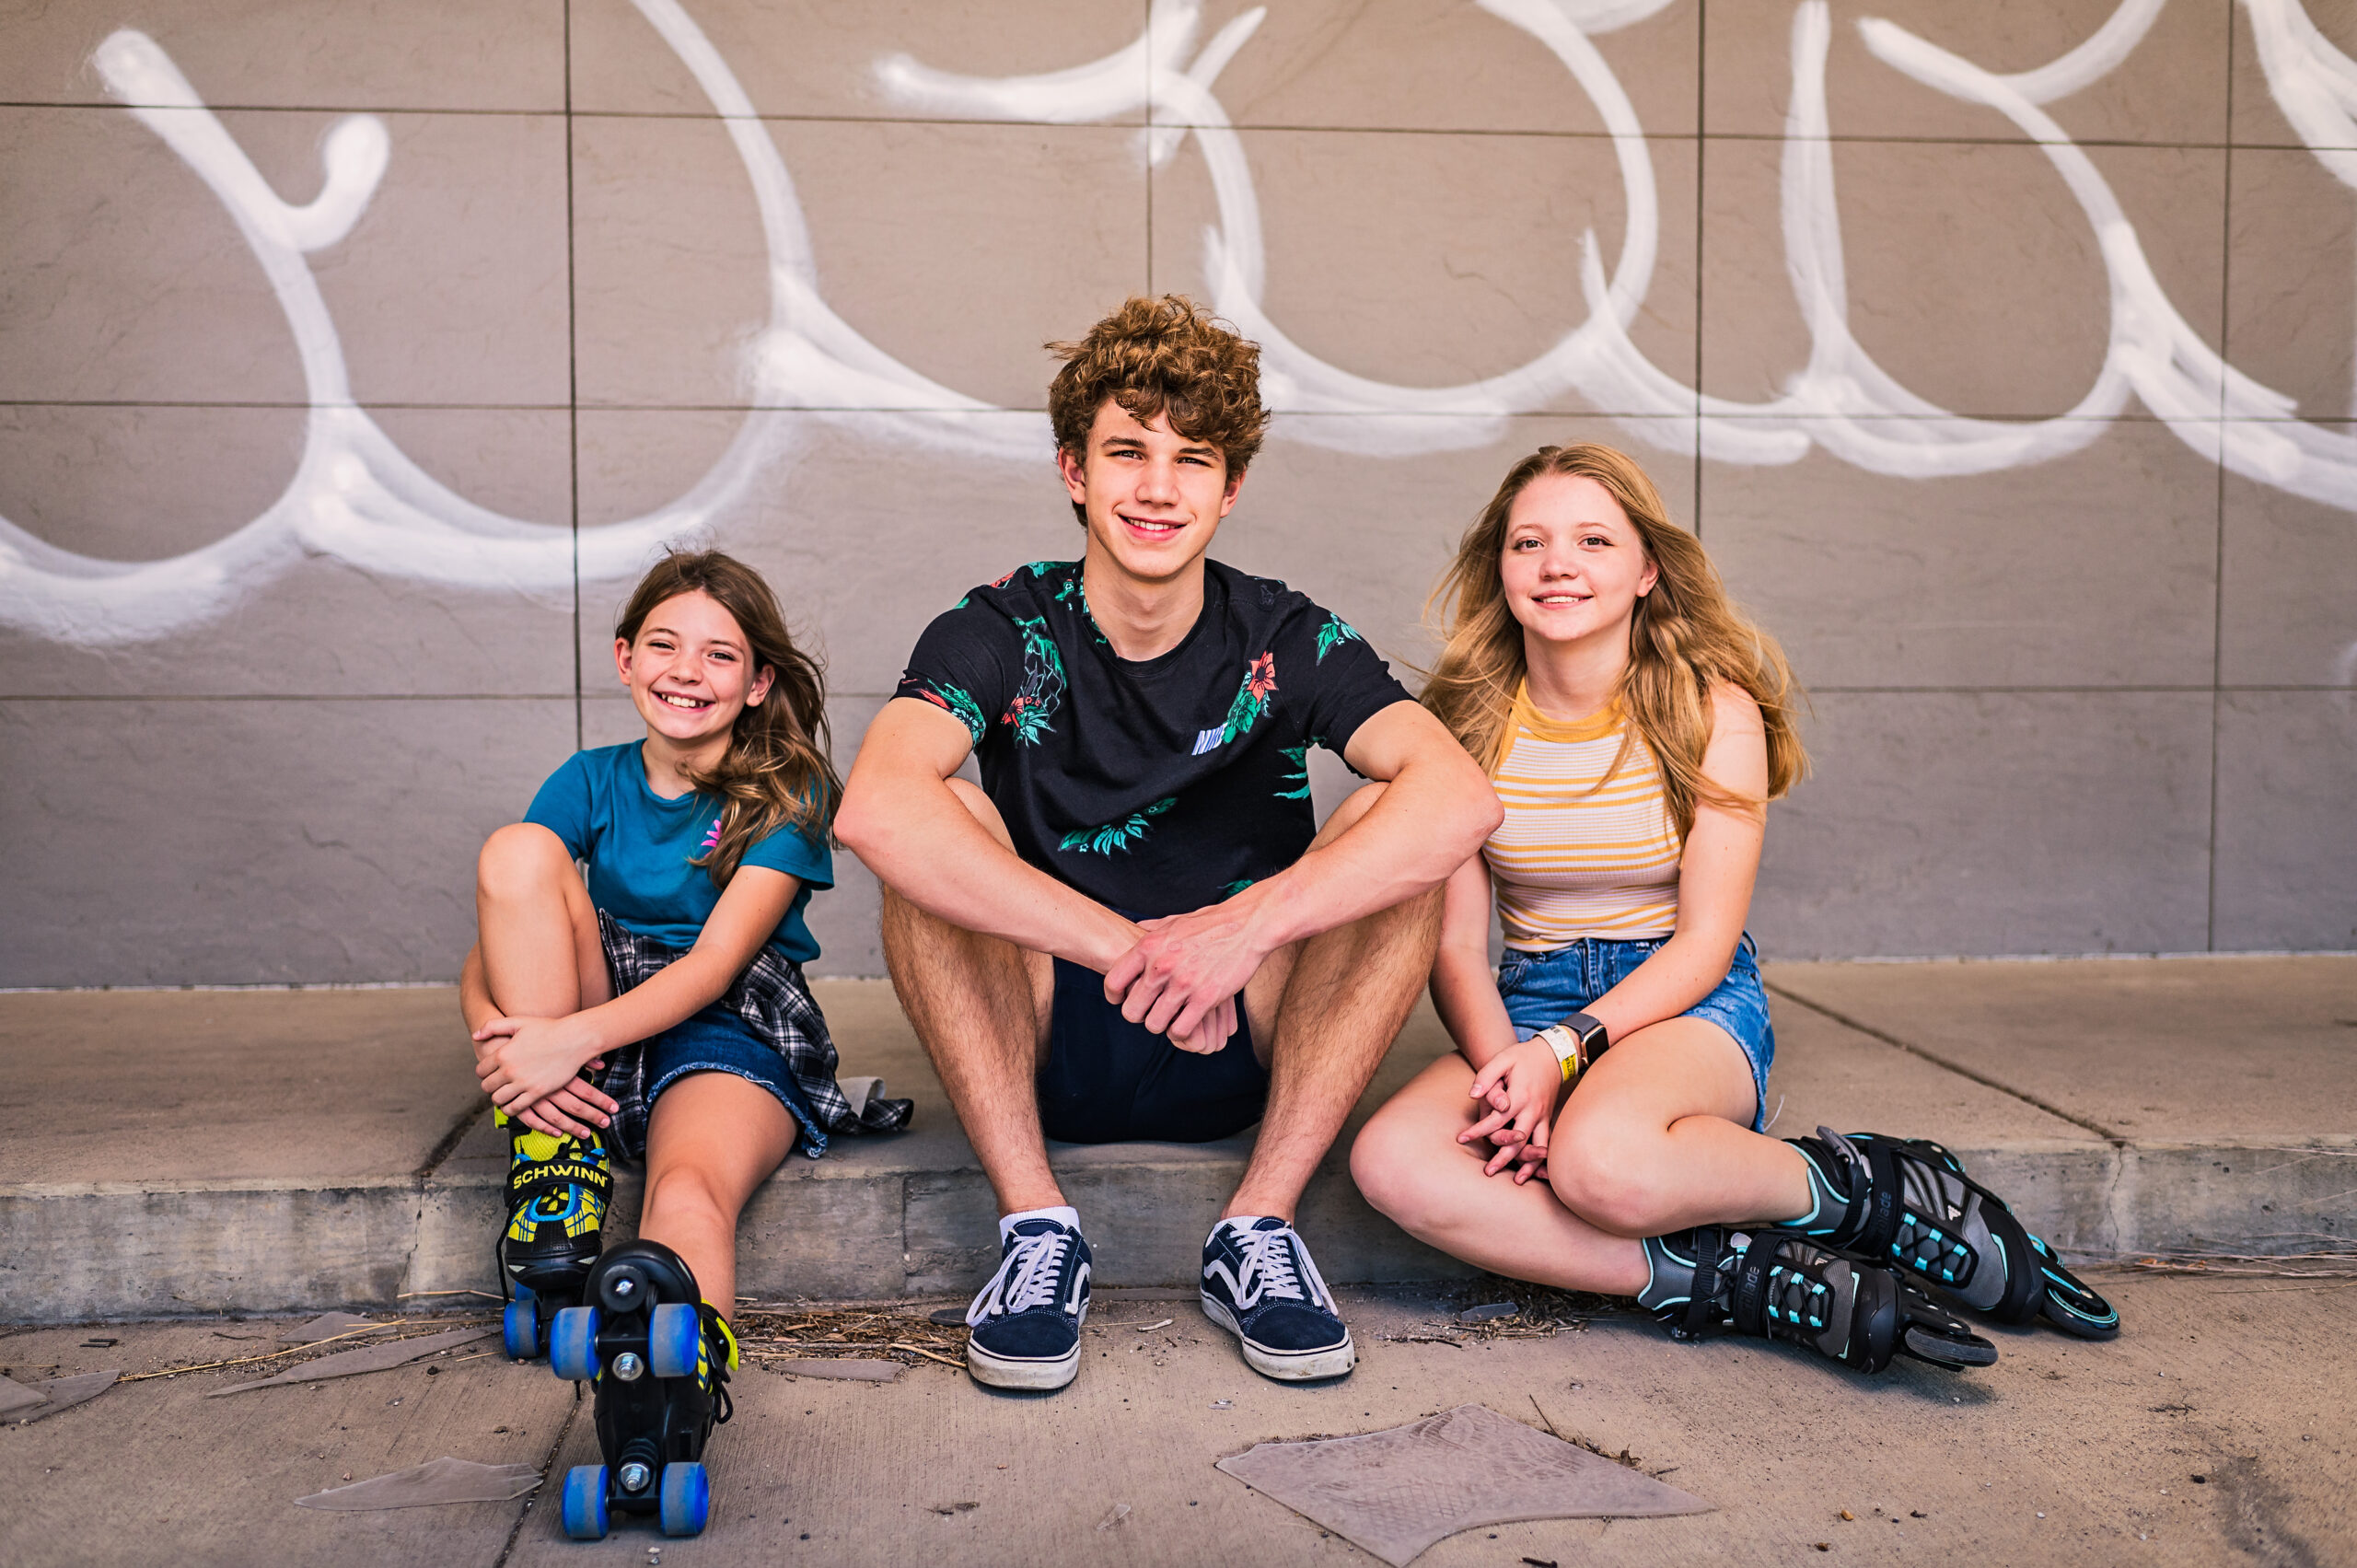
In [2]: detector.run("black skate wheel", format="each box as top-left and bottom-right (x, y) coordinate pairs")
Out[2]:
(1902, 1323), (1998, 1368)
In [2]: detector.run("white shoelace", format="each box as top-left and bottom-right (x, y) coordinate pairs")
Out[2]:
(1214, 1224), (1334, 1312)
(967, 1227), (1077, 1325)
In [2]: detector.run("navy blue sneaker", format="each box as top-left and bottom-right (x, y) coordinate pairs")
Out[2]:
(964, 1216), (1091, 1390)
(1200, 1217), (1355, 1381)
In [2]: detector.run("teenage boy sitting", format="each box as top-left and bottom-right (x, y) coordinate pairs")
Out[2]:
(835, 296), (1500, 1390)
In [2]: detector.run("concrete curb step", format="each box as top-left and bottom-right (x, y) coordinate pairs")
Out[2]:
(6, 1121), (2350, 1322)
(6, 959), (2351, 1323)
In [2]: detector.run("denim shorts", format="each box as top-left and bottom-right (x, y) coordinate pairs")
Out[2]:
(1495, 932), (1775, 1132)
(605, 1004), (827, 1163)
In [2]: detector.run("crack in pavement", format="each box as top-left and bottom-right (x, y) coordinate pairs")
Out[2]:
(1764, 981), (2130, 1146)
(493, 1388), (583, 1567)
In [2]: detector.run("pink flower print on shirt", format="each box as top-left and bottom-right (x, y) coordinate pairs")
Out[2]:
(700, 818), (723, 853)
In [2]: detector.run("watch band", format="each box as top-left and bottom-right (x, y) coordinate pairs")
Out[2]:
(1536, 1011), (1610, 1085)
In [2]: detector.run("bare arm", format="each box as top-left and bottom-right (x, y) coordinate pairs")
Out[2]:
(1428, 853), (1517, 1073)
(459, 943), (494, 1036)
(834, 697), (1140, 970)
(1582, 682), (1768, 1044)
(1106, 699), (1503, 1041)
(473, 866), (799, 1118)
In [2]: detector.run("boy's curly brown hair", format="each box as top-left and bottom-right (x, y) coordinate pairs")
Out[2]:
(1046, 296), (1271, 517)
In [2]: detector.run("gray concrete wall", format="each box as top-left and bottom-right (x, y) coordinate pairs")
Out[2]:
(0, 0), (2350, 985)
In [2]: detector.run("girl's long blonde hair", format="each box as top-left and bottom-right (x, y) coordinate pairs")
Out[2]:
(1422, 443), (1805, 839)
(614, 551), (841, 888)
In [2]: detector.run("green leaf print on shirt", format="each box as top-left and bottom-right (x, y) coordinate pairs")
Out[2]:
(1315, 614), (1364, 663)
(1059, 796), (1177, 855)
(1220, 652), (1279, 745)
(915, 681), (988, 746)
(1003, 615), (1067, 745)
(1275, 745), (1311, 799)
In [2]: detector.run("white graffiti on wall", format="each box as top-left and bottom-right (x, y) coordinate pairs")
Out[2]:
(0, 0), (2350, 649)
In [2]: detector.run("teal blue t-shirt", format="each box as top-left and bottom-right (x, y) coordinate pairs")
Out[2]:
(523, 742), (832, 964)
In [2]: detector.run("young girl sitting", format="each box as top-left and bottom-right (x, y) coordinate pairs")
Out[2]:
(1352, 445), (2115, 1375)
(460, 551), (908, 1532)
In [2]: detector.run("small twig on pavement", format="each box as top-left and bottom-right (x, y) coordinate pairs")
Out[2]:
(117, 1322), (404, 1383)
(888, 1342), (966, 1369)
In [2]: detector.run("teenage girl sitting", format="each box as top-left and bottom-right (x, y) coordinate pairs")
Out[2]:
(1352, 445), (2116, 1374)
(459, 552), (910, 1515)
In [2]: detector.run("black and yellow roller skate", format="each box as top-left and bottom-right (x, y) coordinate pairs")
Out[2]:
(548, 1239), (736, 1540)
(495, 1108), (612, 1362)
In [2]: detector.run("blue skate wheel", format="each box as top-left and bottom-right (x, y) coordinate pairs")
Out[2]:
(648, 1302), (702, 1380)
(658, 1460), (710, 1538)
(549, 1305), (600, 1383)
(503, 1288), (539, 1361)
(561, 1465), (610, 1540)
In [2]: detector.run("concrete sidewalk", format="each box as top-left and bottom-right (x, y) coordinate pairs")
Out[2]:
(1, 957), (2351, 1320)
(4, 1271), (2351, 1567)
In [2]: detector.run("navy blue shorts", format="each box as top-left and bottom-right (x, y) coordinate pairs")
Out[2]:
(1036, 958), (1270, 1144)
(1496, 932), (1776, 1132)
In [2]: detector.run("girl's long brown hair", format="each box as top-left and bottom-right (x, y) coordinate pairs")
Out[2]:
(1422, 443), (1805, 840)
(615, 551), (841, 888)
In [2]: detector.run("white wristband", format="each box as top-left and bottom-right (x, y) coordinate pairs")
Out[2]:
(1535, 1024), (1584, 1085)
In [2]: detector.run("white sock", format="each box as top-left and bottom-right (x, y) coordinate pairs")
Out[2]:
(1000, 1205), (1080, 1245)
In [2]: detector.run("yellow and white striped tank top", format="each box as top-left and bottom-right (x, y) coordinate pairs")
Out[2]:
(1484, 684), (1683, 949)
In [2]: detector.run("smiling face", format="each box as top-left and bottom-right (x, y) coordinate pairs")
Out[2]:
(1498, 472), (1660, 650)
(1056, 400), (1243, 587)
(614, 589), (774, 751)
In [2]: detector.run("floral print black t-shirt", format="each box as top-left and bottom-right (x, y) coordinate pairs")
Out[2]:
(894, 559), (1411, 919)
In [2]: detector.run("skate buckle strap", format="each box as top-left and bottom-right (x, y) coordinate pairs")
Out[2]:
(1818, 1127), (1903, 1259)
(1726, 1238), (1772, 1341)
(1677, 1225), (1726, 1340)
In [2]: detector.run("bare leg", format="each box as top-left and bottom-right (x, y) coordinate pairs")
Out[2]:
(879, 780), (1059, 1218)
(1226, 784), (1444, 1223)
(638, 1073), (798, 1318)
(1352, 1052), (1652, 1294)
(1547, 1019), (1811, 1237)
(1353, 1013), (1812, 1293)
(475, 823), (610, 1020)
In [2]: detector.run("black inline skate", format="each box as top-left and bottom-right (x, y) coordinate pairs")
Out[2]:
(1787, 1127), (2121, 1340)
(1639, 1224), (1999, 1373)
(548, 1239), (735, 1539)
(495, 1107), (612, 1361)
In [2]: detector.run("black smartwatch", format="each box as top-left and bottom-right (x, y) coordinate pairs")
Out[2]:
(1534, 1010), (1610, 1085)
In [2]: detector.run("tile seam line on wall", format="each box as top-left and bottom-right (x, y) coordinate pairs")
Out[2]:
(8, 405), (2342, 424)
(2205, 5), (2235, 957)
(565, 0), (583, 754)
(1762, 981), (2129, 1147)
(1797, 684), (2342, 695)
(0, 101), (2343, 154)
(0, 692), (583, 703)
